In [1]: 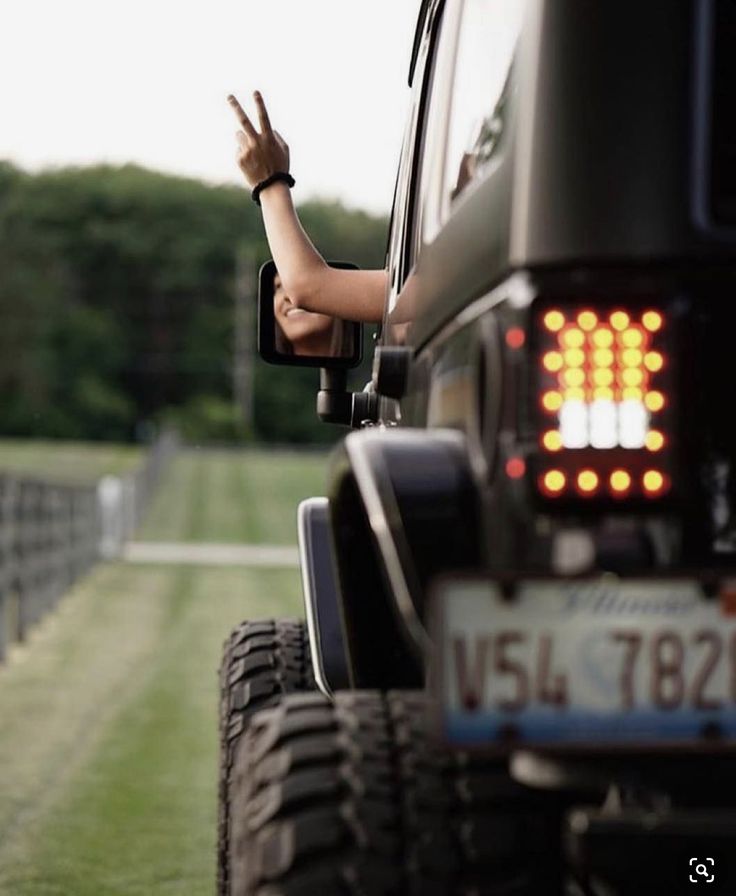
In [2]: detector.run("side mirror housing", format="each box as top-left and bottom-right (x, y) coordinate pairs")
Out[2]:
(257, 260), (363, 369)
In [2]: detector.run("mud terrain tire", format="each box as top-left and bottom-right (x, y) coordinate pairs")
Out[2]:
(227, 690), (563, 896)
(218, 619), (316, 896)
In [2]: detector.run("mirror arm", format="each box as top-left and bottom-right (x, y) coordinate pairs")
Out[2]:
(317, 369), (353, 426)
(350, 390), (379, 428)
(317, 370), (380, 428)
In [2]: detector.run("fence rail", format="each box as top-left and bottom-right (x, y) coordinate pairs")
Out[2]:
(0, 431), (178, 662)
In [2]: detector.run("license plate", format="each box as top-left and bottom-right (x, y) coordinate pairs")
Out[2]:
(433, 576), (736, 750)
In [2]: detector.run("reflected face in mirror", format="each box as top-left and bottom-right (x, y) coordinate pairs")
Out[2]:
(258, 260), (362, 368)
(273, 274), (339, 357)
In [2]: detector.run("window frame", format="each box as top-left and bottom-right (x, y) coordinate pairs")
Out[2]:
(408, 0), (463, 258)
(383, 0), (450, 326)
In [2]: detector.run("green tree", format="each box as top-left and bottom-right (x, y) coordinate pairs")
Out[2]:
(0, 162), (388, 443)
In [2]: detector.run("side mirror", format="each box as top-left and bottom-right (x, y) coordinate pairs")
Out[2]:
(257, 260), (363, 369)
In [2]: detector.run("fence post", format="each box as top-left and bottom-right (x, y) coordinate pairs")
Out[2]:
(0, 476), (13, 662)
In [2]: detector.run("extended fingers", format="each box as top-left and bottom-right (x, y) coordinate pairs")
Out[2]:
(253, 91), (272, 134)
(227, 94), (257, 139)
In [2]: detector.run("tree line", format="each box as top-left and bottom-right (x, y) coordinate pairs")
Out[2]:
(0, 161), (387, 444)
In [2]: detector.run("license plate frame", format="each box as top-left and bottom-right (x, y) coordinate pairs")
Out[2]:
(431, 574), (736, 753)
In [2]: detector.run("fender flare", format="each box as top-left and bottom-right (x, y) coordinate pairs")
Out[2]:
(328, 428), (482, 688)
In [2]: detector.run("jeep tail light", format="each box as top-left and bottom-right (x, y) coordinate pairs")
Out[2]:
(535, 307), (673, 501)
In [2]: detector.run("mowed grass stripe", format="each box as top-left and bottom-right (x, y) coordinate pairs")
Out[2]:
(198, 450), (249, 543)
(137, 452), (202, 543)
(234, 450), (328, 545)
(139, 449), (328, 545)
(0, 563), (303, 896)
(0, 564), (175, 845)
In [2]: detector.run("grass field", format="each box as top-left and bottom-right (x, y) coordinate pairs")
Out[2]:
(0, 445), (327, 895)
(140, 448), (329, 544)
(0, 439), (142, 483)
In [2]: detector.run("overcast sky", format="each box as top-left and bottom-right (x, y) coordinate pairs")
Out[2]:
(0, 0), (419, 214)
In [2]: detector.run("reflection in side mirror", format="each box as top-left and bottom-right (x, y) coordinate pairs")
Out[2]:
(257, 260), (363, 369)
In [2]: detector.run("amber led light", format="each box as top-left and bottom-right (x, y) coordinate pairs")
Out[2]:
(541, 470), (566, 495)
(577, 310), (598, 331)
(610, 470), (632, 494)
(594, 348), (614, 367)
(542, 391), (563, 412)
(620, 327), (644, 348)
(645, 391), (665, 412)
(645, 430), (665, 452)
(538, 306), (670, 499)
(642, 310), (663, 332)
(543, 351), (563, 372)
(544, 310), (565, 332)
(561, 327), (585, 349)
(610, 311), (630, 331)
(577, 470), (599, 494)
(542, 430), (563, 451)
(593, 328), (614, 348)
(643, 470), (667, 495)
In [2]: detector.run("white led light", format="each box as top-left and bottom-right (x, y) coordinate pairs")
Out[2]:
(618, 399), (648, 449)
(560, 400), (589, 448)
(589, 399), (617, 449)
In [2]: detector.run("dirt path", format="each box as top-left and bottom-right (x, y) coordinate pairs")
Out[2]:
(123, 541), (300, 567)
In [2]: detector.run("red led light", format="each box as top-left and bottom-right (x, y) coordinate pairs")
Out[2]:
(506, 457), (526, 479)
(506, 327), (525, 349)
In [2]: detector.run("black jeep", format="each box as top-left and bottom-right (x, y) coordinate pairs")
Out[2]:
(219, 2), (736, 893)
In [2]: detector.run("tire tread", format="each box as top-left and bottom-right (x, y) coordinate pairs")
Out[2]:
(218, 619), (316, 896)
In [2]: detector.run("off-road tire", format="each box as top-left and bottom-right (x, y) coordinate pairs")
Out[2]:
(218, 619), (317, 896)
(228, 690), (564, 896)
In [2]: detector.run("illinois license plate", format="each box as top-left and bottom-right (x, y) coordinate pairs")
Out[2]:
(433, 576), (736, 750)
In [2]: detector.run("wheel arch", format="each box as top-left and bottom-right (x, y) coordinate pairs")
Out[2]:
(328, 428), (482, 689)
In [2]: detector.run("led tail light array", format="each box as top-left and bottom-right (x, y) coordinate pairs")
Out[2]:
(536, 308), (671, 500)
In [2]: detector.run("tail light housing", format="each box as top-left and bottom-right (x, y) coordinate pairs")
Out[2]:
(533, 305), (674, 503)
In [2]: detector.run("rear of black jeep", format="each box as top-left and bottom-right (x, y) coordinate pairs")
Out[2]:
(218, 2), (736, 894)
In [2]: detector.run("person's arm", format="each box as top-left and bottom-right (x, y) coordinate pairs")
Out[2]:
(228, 91), (387, 323)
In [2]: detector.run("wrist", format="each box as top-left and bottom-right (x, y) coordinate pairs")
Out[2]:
(252, 172), (295, 206)
(258, 180), (291, 204)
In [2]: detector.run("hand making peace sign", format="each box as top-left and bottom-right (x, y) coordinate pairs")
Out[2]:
(227, 91), (290, 190)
